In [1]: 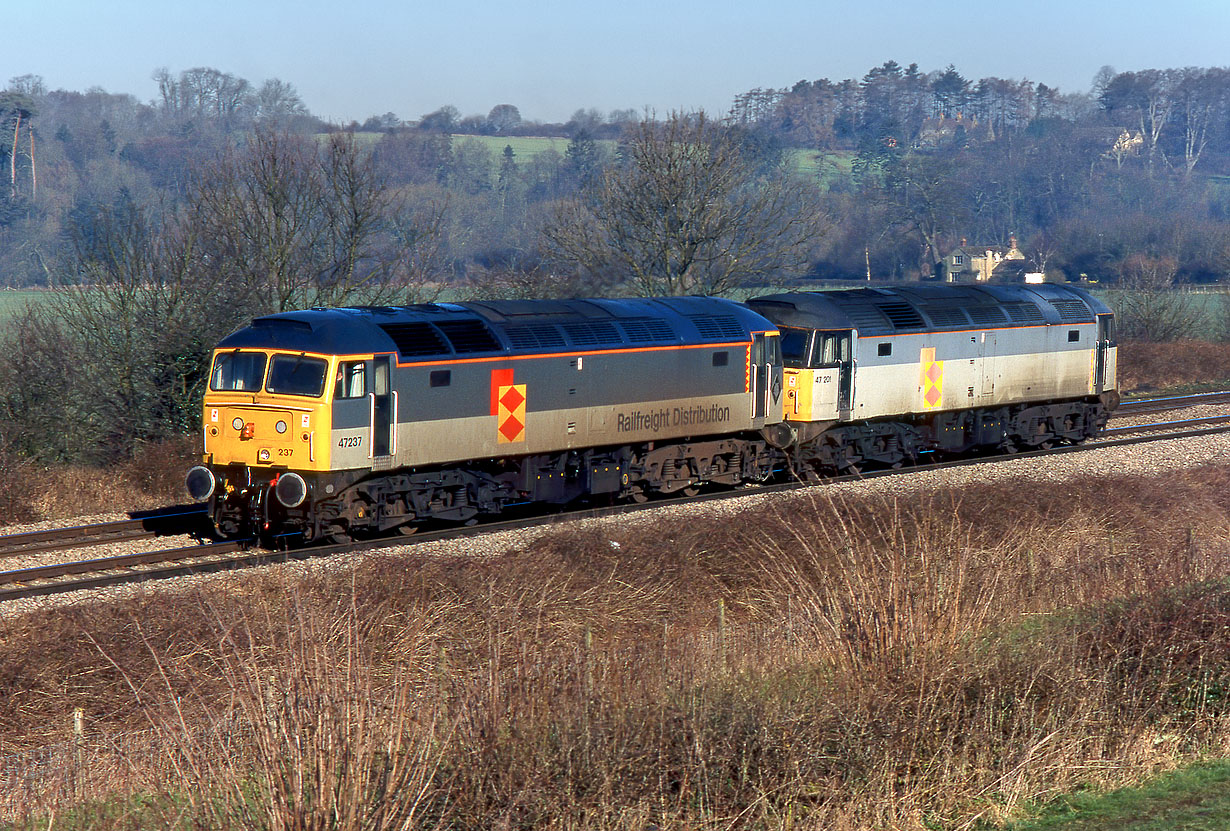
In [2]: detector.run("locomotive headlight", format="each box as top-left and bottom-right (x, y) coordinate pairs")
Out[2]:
(232, 417), (244, 431)
(275, 420), (287, 434)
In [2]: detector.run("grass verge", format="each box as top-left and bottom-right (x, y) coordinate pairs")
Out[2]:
(4, 465), (1230, 827)
(1008, 760), (1230, 831)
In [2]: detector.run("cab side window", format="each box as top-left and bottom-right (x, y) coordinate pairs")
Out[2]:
(813, 333), (849, 367)
(334, 361), (366, 399)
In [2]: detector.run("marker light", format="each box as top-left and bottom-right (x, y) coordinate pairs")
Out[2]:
(241, 423), (255, 440)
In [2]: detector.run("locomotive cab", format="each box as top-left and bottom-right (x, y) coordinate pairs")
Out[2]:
(187, 346), (340, 542)
(779, 327), (855, 423)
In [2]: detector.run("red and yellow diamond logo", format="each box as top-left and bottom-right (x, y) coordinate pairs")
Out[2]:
(919, 347), (943, 410)
(497, 383), (527, 443)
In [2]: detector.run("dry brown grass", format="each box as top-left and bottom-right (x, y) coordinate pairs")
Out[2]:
(0, 436), (197, 526)
(1118, 339), (1230, 392)
(5, 466), (1230, 828)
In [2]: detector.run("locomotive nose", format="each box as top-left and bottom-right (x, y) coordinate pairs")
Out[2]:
(185, 466), (217, 501)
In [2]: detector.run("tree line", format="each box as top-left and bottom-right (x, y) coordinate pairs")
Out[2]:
(0, 92), (812, 464)
(0, 60), (1229, 466)
(4, 61), (1230, 293)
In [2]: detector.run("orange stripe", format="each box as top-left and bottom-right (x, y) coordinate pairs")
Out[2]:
(215, 340), (767, 370)
(858, 322), (1090, 338)
(392, 340), (754, 369)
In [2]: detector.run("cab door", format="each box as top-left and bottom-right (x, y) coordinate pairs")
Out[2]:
(370, 355), (395, 461)
(751, 334), (769, 420)
(749, 333), (784, 423)
(813, 331), (854, 420)
(1094, 314), (1115, 392)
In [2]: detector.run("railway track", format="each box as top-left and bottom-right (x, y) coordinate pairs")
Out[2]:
(1115, 390), (1230, 416)
(1, 407), (1228, 605)
(0, 504), (210, 561)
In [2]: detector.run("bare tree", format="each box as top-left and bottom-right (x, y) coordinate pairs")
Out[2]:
(486, 104), (521, 134)
(254, 78), (308, 124)
(1100, 69), (1176, 171)
(189, 129), (448, 312)
(541, 111), (823, 296)
(1108, 254), (1206, 341)
(1173, 67), (1227, 178)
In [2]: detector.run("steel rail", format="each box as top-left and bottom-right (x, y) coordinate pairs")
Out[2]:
(0, 505), (208, 561)
(4, 418), (1230, 605)
(1116, 390), (1230, 416)
(0, 540), (249, 600)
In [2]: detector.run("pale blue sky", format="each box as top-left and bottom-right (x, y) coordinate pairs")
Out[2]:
(9, 0), (1230, 124)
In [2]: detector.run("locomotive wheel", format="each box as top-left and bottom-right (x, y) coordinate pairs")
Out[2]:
(323, 526), (352, 545)
(681, 485), (701, 498)
(628, 487), (650, 504)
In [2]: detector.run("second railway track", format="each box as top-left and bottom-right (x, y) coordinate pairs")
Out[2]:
(0, 505), (210, 561)
(1, 414), (1228, 606)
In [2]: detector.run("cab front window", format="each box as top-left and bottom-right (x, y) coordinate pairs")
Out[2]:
(266, 354), (329, 397)
(210, 351), (267, 392)
(779, 327), (814, 368)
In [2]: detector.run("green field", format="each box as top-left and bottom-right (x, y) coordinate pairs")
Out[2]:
(450, 133), (582, 162)
(1009, 760), (1230, 830)
(452, 134), (850, 185)
(0, 289), (53, 320)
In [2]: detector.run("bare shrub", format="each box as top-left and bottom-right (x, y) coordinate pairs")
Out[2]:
(1106, 255), (1209, 341)
(102, 589), (450, 830)
(7, 466), (1230, 827)
(0, 445), (41, 524)
(1118, 339), (1230, 391)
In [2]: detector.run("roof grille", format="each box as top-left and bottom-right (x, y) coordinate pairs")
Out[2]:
(1004, 302), (1046, 323)
(562, 321), (623, 346)
(1049, 298), (1092, 322)
(378, 322), (450, 358)
(967, 306), (1008, 325)
(924, 307), (969, 328)
(618, 318), (676, 342)
(689, 315), (746, 340)
(434, 319), (501, 353)
(841, 305), (891, 332)
(504, 324), (566, 350)
(875, 301), (926, 330)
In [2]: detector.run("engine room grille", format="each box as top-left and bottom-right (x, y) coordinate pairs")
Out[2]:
(840, 305), (891, 332)
(378, 322), (451, 357)
(1003, 302), (1046, 323)
(923, 307), (969, 328)
(689, 315), (746, 340)
(504, 324), (566, 350)
(562, 321), (623, 346)
(1049, 298), (1093, 322)
(618, 318), (676, 342)
(434, 319), (502, 353)
(967, 306), (1008, 326)
(875, 302), (926, 330)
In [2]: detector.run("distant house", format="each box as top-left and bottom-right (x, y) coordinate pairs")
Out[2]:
(937, 237), (1045, 284)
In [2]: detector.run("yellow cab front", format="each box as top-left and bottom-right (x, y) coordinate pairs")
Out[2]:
(202, 348), (333, 474)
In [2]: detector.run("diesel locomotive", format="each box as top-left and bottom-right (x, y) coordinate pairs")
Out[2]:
(185, 284), (1118, 544)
